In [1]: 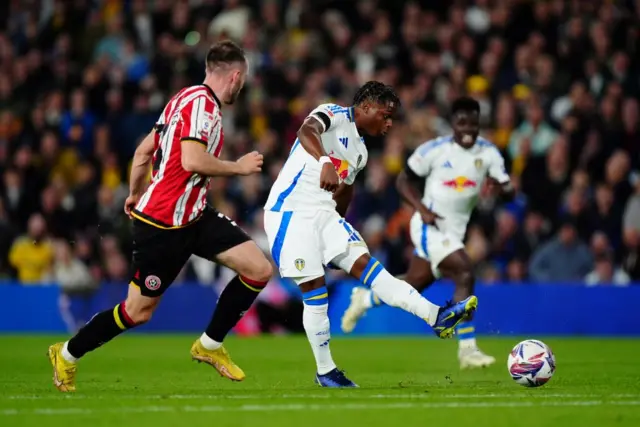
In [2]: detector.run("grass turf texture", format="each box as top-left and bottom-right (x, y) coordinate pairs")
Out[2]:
(1, 336), (639, 427)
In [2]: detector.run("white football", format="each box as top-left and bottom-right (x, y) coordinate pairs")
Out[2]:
(507, 339), (556, 387)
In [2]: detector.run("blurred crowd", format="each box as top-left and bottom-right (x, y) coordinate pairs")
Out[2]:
(1, 0), (639, 294)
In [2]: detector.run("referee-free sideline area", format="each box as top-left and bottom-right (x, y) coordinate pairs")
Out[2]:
(1, 280), (639, 335)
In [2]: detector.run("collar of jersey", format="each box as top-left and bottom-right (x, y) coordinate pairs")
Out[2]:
(202, 84), (221, 108)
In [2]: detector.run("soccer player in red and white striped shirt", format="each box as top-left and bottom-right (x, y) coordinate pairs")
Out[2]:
(48, 41), (272, 392)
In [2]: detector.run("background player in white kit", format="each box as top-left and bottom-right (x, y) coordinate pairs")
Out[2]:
(342, 97), (515, 369)
(263, 82), (478, 387)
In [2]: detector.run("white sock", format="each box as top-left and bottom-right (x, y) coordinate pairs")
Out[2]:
(361, 289), (373, 309)
(360, 288), (383, 309)
(199, 333), (222, 350)
(361, 259), (440, 325)
(457, 321), (477, 350)
(61, 341), (78, 363)
(302, 287), (337, 375)
(459, 338), (477, 351)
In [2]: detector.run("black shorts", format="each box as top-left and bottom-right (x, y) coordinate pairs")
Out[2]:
(131, 208), (250, 297)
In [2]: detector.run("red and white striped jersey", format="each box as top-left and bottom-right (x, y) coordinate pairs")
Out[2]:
(132, 84), (224, 228)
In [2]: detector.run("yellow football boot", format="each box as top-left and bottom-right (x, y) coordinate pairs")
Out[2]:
(47, 343), (77, 392)
(190, 339), (246, 381)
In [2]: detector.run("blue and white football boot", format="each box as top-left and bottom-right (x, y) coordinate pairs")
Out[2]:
(315, 368), (358, 388)
(432, 296), (478, 339)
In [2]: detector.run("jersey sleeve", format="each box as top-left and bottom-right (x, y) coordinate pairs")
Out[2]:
(487, 148), (511, 184)
(406, 140), (439, 177)
(308, 103), (354, 132)
(180, 96), (218, 145)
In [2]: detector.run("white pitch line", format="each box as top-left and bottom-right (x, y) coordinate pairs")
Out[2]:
(3, 392), (639, 401)
(2, 400), (640, 416)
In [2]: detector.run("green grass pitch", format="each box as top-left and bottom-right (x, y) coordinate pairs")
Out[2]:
(1, 336), (639, 427)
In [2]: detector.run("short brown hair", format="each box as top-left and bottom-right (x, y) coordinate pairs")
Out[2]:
(206, 40), (246, 71)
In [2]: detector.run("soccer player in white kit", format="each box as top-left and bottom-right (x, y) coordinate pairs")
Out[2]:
(263, 82), (478, 387)
(342, 97), (515, 369)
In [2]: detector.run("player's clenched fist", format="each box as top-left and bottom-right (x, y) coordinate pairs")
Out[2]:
(123, 194), (140, 218)
(418, 205), (443, 229)
(236, 151), (263, 175)
(320, 162), (340, 193)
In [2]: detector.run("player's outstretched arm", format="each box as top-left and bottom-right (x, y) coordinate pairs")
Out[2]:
(297, 116), (340, 193)
(396, 168), (424, 211)
(334, 182), (355, 217)
(181, 141), (263, 177)
(486, 177), (516, 202)
(486, 148), (516, 201)
(497, 180), (516, 202)
(397, 168), (442, 226)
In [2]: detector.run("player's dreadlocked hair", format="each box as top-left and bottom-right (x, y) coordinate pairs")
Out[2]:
(352, 81), (401, 108)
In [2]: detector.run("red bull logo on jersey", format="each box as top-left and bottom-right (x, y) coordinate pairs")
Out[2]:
(442, 176), (477, 192)
(329, 156), (350, 180)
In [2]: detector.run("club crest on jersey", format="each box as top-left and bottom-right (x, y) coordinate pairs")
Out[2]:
(198, 120), (211, 139)
(145, 275), (161, 291)
(474, 158), (483, 170)
(294, 258), (305, 271)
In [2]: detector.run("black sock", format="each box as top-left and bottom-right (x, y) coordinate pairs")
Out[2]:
(205, 275), (267, 342)
(67, 303), (137, 359)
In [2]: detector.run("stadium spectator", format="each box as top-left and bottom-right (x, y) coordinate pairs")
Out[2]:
(521, 136), (570, 222)
(512, 210), (550, 263)
(585, 252), (631, 287)
(52, 240), (95, 294)
(561, 187), (590, 241)
(8, 213), (54, 284)
(0, 200), (16, 278)
(590, 232), (614, 259)
(505, 259), (527, 283)
(491, 209), (519, 272)
(52, 239), (98, 333)
(508, 100), (558, 171)
(529, 220), (593, 283)
(623, 181), (640, 237)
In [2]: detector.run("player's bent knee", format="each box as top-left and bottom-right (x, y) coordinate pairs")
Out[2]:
(128, 309), (153, 325)
(123, 295), (158, 325)
(254, 260), (273, 283)
(346, 253), (371, 279)
(298, 276), (325, 293)
(239, 258), (272, 284)
(120, 302), (153, 325)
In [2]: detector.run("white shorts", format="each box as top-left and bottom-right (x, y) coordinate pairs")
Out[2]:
(264, 209), (369, 285)
(409, 212), (465, 277)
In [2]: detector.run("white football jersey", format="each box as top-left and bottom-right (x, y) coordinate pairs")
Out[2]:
(265, 103), (368, 213)
(407, 135), (510, 240)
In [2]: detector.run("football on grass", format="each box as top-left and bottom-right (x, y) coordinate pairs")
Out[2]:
(507, 339), (556, 387)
